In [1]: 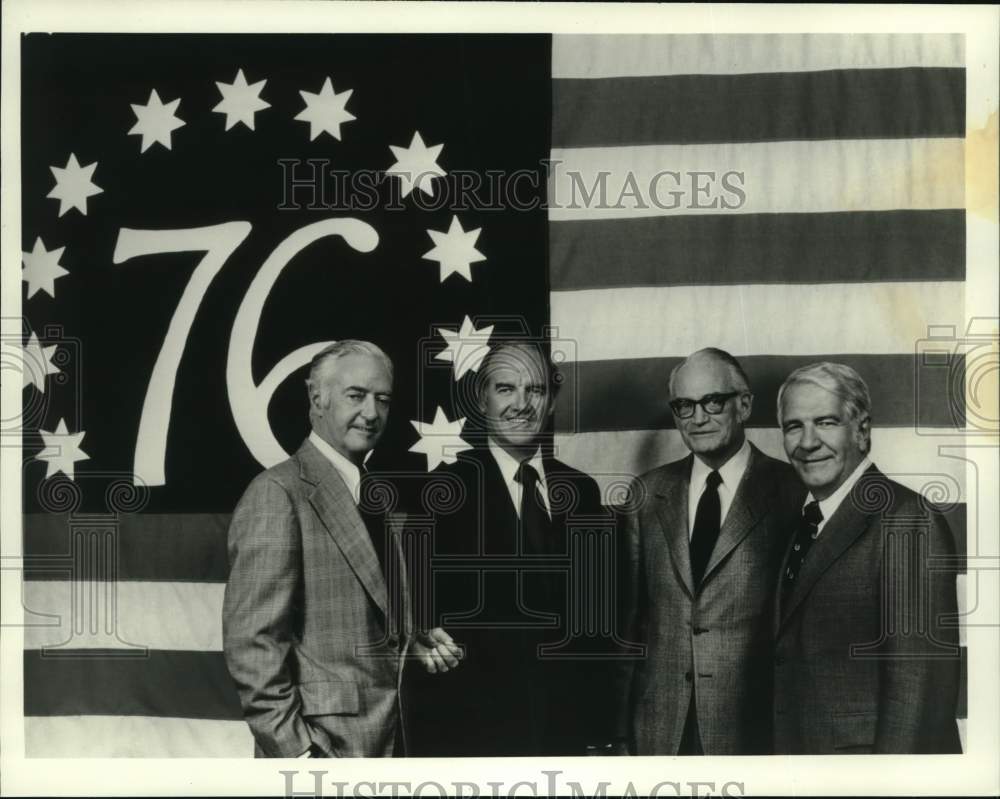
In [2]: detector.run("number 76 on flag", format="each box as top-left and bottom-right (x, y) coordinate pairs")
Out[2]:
(113, 217), (378, 486)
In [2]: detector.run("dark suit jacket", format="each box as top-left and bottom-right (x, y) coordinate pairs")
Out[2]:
(617, 444), (802, 755)
(222, 438), (412, 758)
(773, 465), (961, 754)
(406, 447), (613, 756)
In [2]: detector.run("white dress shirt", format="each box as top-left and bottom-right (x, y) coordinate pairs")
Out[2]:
(687, 438), (752, 539)
(309, 430), (372, 505)
(487, 438), (552, 519)
(805, 455), (873, 536)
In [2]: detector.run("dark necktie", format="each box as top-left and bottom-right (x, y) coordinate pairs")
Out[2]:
(514, 461), (550, 555)
(690, 470), (722, 586)
(781, 500), (824, 601)
(357, 466), (387, 572)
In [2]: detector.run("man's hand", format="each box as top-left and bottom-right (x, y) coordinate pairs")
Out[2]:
(413, 627), (464, 674)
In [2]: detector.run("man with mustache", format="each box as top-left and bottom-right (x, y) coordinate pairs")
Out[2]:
(408, 340), (612, 756)
(223, 340), (461, 758)
(774, 362), (961, 753)
(616, 348), (801, 755)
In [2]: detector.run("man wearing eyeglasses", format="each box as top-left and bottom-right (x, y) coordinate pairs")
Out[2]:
(616, 347), (802, 755)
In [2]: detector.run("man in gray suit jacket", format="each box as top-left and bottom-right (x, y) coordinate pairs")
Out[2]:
(774, 362), (961, 753)
(617, 348), (801, 755)
(223, 340), (461, 758)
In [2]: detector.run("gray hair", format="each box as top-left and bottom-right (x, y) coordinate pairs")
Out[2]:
(668, 347), (751, 397)
(475, 340), (560, 400)
(777, 362), (872, 450)
(306, 340), (393, 415)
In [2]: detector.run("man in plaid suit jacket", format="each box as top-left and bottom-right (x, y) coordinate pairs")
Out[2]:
(223, 340), (461, 758)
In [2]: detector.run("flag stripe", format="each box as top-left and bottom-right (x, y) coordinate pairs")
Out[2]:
(23, 513), (229, 583)
(551, 282), (964, 361)
(553, 68), (964, 149)
(554, 354), (964, 432)
(24, 716), (253, 758)
(554, 428), (968, 508)
(22, 581), (223, 651)
(552, 34), (964, 79)
(548, 138), (963, 221)
(550, 210), (965, 290)
(24, 650), (242, 720)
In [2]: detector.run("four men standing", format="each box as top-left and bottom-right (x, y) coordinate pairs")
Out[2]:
(223, 340), (962, 757)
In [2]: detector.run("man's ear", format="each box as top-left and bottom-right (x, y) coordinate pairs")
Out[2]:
(856, 415), (872, 453)
(306, 380), (323, 413)
(738, 392), (754, 423)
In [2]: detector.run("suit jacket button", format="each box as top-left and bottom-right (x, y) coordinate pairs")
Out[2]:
(684, 671), (693, 682)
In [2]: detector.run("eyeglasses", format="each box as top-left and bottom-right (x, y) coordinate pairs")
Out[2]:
(669, 391), (742, 419)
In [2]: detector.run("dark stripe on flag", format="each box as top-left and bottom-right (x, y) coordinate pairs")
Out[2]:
(555, 354), (966, 432)
(550, 210), (965, 291)
(23, 513), (230, 582)
(958, 646), (968, 719)
(552, 67), (965, 147)
(24, 649), (242, 720)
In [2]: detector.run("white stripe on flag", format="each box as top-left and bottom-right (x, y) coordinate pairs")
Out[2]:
(25, 716), (253, 758)
(22, 580), (223, 651)
(553, 428), (967, 504)
(548, 138), (964, 221)
(553, 34), (964, 79)
(551, 281), (964, 361)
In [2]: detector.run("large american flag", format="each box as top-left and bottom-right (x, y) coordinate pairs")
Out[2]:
(16, 32), (967, 756)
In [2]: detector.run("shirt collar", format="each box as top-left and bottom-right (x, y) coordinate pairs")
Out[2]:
(487, 438), (545, 485)
(807, 455), (873, 522)
(690, 437), (751, 493)
(309, 430), (372, 501)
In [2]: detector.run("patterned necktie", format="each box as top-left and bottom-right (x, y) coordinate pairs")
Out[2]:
(690, 470), (722, 586)
(782, 500), (824, 600)
(514, 461), (550, 555)
(358, 466), (387, 572)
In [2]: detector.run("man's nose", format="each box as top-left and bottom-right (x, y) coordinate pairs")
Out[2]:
(692, 404), (710, 424)
(799, 425), (819, 449)
(359, 394), (377, 419)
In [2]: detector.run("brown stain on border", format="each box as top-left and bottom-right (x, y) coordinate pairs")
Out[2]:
(967, 109), (999, 222)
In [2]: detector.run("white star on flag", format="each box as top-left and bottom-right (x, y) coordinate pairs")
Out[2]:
(436, 316), (495, 381)
(409, 407), (472, 472)
(22, 237), (68, 299)
(423, 215), (486, 282)
(213, 68), (271, 131)
(386, 131), (445, 198)
(128, 89), (185, 152)
(18, 333), (61, 392)
(295, 77), (355, 141)
(35, 419), (89, 481)
(47, 154), (102, 217)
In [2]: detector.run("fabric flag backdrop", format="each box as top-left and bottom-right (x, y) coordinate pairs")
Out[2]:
(16, 33), (967, 757)
(547, 33), (968, 749)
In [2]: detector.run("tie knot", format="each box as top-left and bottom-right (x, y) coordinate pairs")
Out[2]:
(514, 461), (538, 486)
(705, 470), (722, 490)
(803, 500), (823, 525)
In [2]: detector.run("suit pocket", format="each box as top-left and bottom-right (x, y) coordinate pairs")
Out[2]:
(832, 711), (876, 753)
(298, 680), (361, 717)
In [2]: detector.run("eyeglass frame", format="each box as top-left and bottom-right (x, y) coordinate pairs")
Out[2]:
(668, 390), (747, 419)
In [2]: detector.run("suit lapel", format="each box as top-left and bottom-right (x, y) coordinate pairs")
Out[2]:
(778, 465), (880, 629)
(654, 456), (694, 597)
(297, 439), (388, 617)
(702, 445), (768, 581)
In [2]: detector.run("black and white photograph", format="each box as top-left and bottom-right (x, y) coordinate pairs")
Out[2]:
(2, 1), (997, 796)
